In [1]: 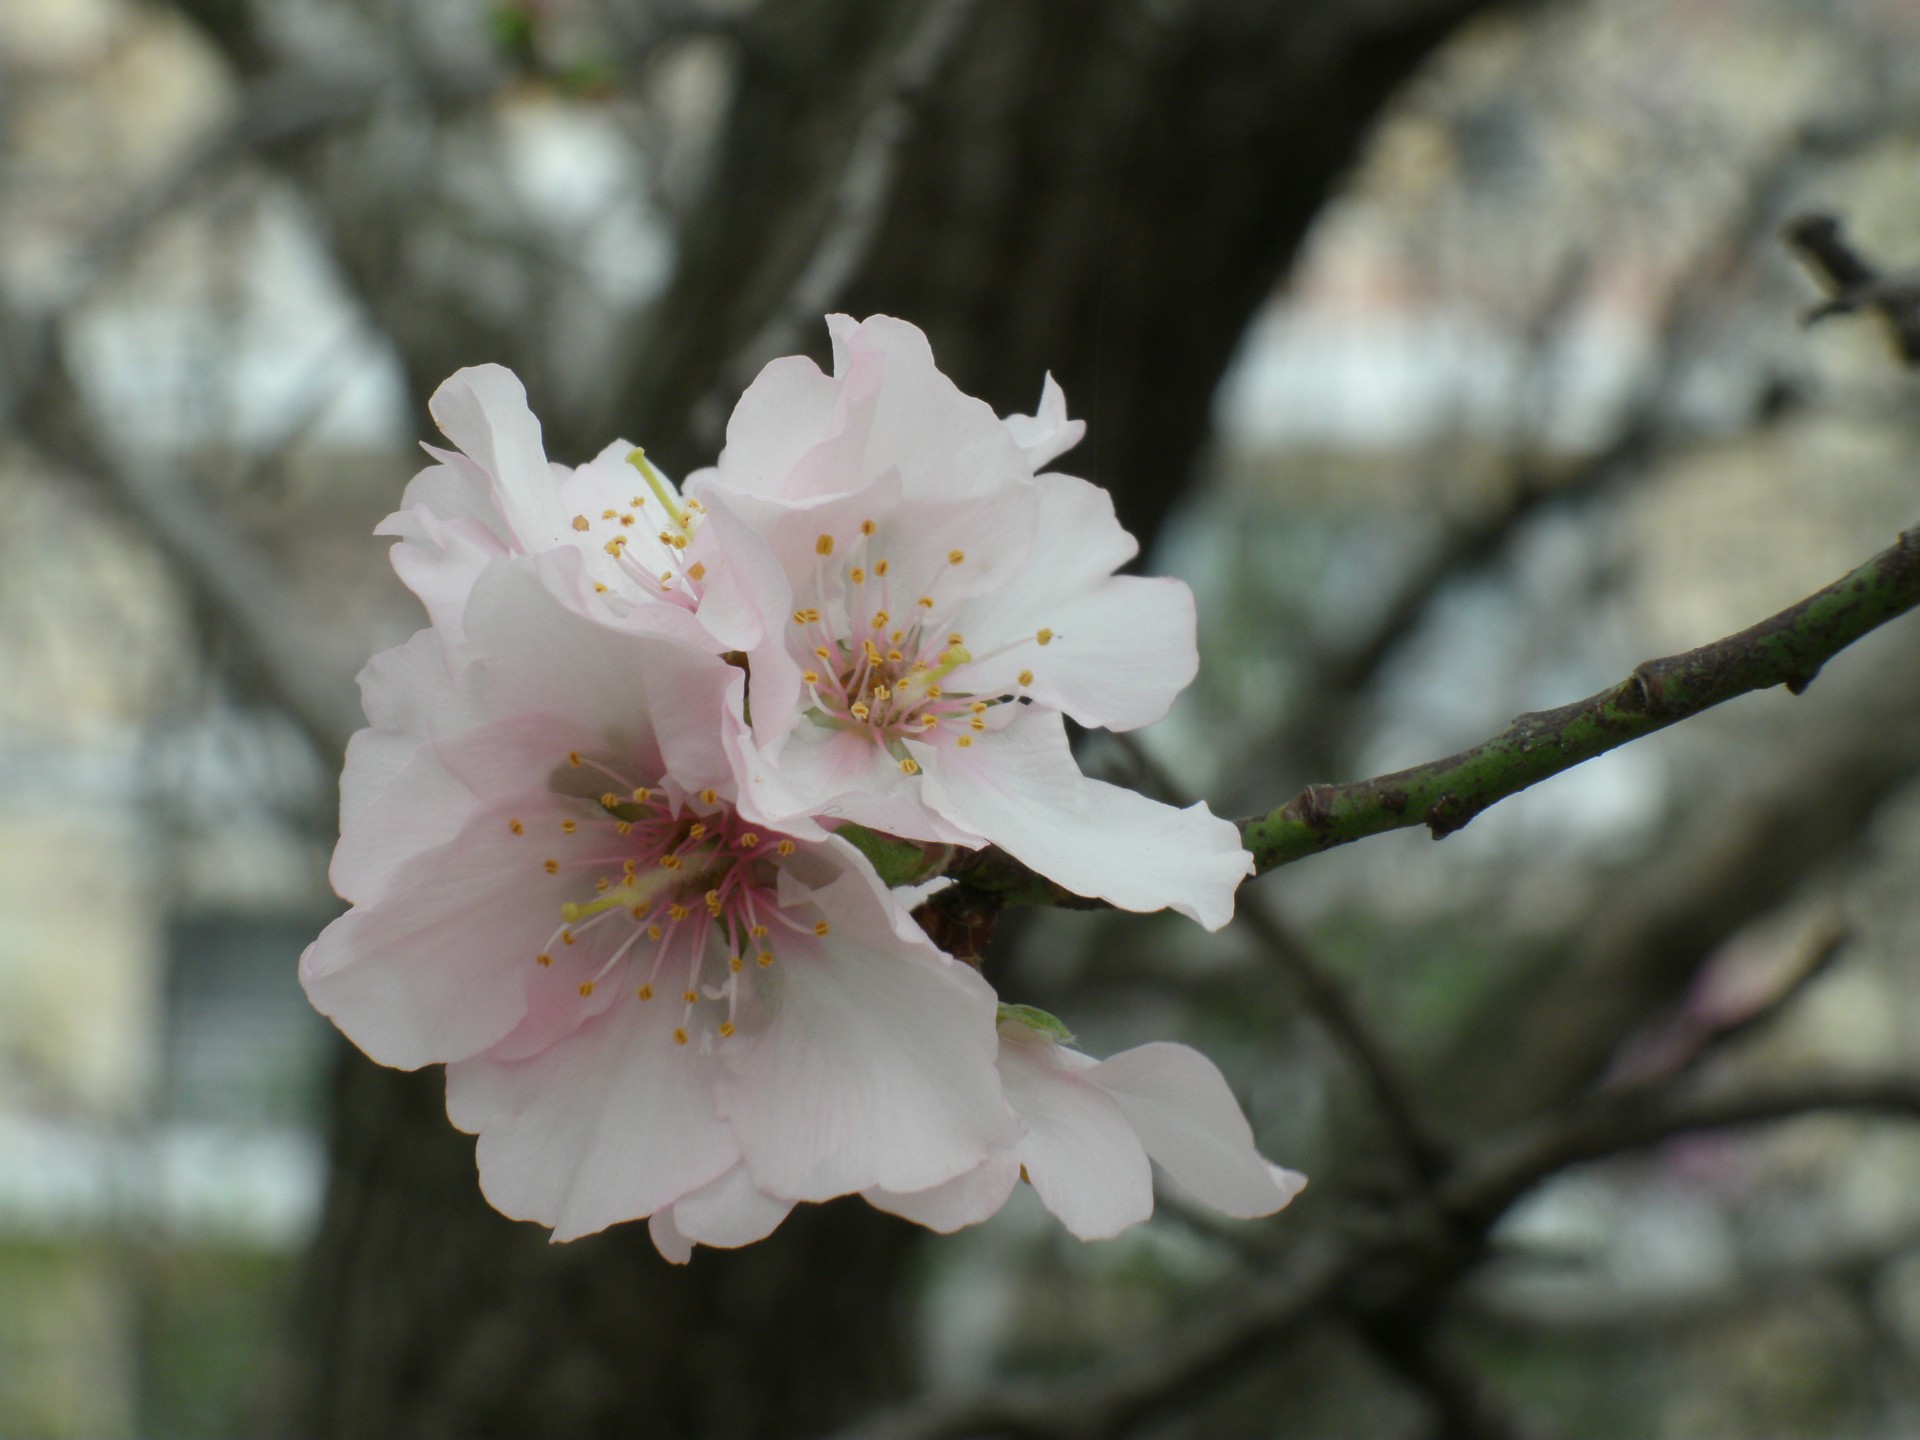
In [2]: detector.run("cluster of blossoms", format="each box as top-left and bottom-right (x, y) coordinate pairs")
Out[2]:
(304, 316), (1304, 1259)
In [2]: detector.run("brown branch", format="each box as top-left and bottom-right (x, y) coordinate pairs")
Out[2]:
(1786, 211), (1920, 363)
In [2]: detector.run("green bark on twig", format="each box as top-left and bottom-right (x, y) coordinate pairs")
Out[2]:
(945, 527), (1920, 908)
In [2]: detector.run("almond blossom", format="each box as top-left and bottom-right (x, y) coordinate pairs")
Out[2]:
(377, 363), (784, 658)
(304, 556), (1016, 1247)
(869, 1016), (1308, 1241)
(689, 315), (1253, 929)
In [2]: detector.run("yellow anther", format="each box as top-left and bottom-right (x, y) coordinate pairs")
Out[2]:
(718, 1022), (736, 1038)
(948, 550), (965, 565)
(647, 925), (663, 940)
(661, 855), (683, 870)
(900, 757), (921, 775)
(814, 646), (832, 660)
(740, 833), (760, 848)
(850, 567), (866, 585)
(620, 513), (635, 526)
(969, 716), (985, 731)
(630, 905), (646, 920)
(615, 821), (633, 835)
(970, 701), (987, 713)
(1036, 628), (1054, 646)
(568, 751), (583, 767)
(509, 818), (524, 835)
(700, 788), (718, 805)
(688, 823), (707, 840)
(860, 519), (876, 536)
(604, 537), (627, 556)
(543, 859), (560, 874)
(875, 559), (890, 577)
(956, 735), (974, 748)
(686, 499), (704, 513)
(872, 610), (890, 629)
(803, 671), (820, 684)
(631, 496), (645, 507)
(537, 953), (553, 967)
(705, 889), (721, 908)
(948, 632), (965, 646)
(668, 904), (689, 922)
(927, 686), (943, 700)
(850, 702), (871, 721)
(578, 981), (595, 997)
(682, 989), (698, 1005)
(776, 840), (796, 856)
(561, 929), (576, 946)
(757, 951), (774, 967)
(561, 819), (577, 834)
(633, 787), (652, 803)
(1018, 670), (1034, 687)
(638, 983), (654, 1000)
(602, 508), (618, 520)
(750, 925), (769, 938)
(688, 562), (706, 581)
(595, 877), (609, 892)
(887, 649), (904, 663)
(600, 792), (619, 808)
(917, 596), (935, 608)
(729, 955), (744, 973)
(673, 1027), (689, 1046)
(594, 582), (608, 592)
(813, 920), (831, 937)
(670, 533), (688, 550)
(816, 534), (835, 556)
(572, 515), (590, 532)
(872, 684), (891, 702)
(922, 714), (939, 728)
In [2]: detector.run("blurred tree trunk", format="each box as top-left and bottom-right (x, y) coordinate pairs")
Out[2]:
(164, 1), (1492, 1434)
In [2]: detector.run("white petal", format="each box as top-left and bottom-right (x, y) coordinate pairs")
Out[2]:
(715, 354), (846, 494)
(302, 792), (581, 1068)
(1092, 1043), (1301, 1219)
(999, 1033), (1152, 1240)
(649, 1208), (694, 1264)
(919, 709), (1250, 929)
(427, 365), (571, 550)
(864, 1151), (1020, 1233)
(1001, 373), (1086, 470)
(671, 1164), (796, 1249)
(718, 870), (1015, 1202)
(445, 991), (740, 1242)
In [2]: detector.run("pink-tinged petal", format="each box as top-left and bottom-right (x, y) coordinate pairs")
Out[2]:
(749, 720), (976, 846)
(301, 791), (580, 1068)
(958, 574), (1196, 733)
(864, 1152), (1020, 1234)
(1001, 373), (1085, 470)
(1091, 1043), (1301, 1219)
(445, 993), (740, 1242)
(427, 365), (571, 550)
(719, 871), (1014, 1202)
(714, 354), (846, 493)
(353, 626), (462, 739)
(999, 1031), (1152, 1240)
(919, 709), (1250, 929)
(381, 503), (507, 640)
(670, 1165), (796, 1250)
(458, 558), (743, 796)
(824, 315), (1031, 502)
(331, 728), (475, 907)
(649, 1208), (694, 1265)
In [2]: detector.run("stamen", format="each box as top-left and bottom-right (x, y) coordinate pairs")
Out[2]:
(1018, 670), (1033, 686)
(948, 550), (965, 565)
(571, 516), (590, 532)
(816, 534), (835, 556)
(1036, 628), (1054, 646)
(509, 819), (524, 835)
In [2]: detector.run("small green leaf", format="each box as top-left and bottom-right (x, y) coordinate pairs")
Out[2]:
(996, 1003), (1075, 1043)
(835, 823), (949, 887)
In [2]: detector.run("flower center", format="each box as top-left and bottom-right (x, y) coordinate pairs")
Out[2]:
(789, 521), (1053, 770)
(566, 449), (712, 608)
(512, 750), (816, 1049)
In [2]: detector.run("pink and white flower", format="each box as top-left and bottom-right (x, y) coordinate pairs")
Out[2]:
(689, 315), (1253, 928)
(304, 556), (1017, 1247)
(869, 1016), (1307, 1241)
(377, 364), (784, 658)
